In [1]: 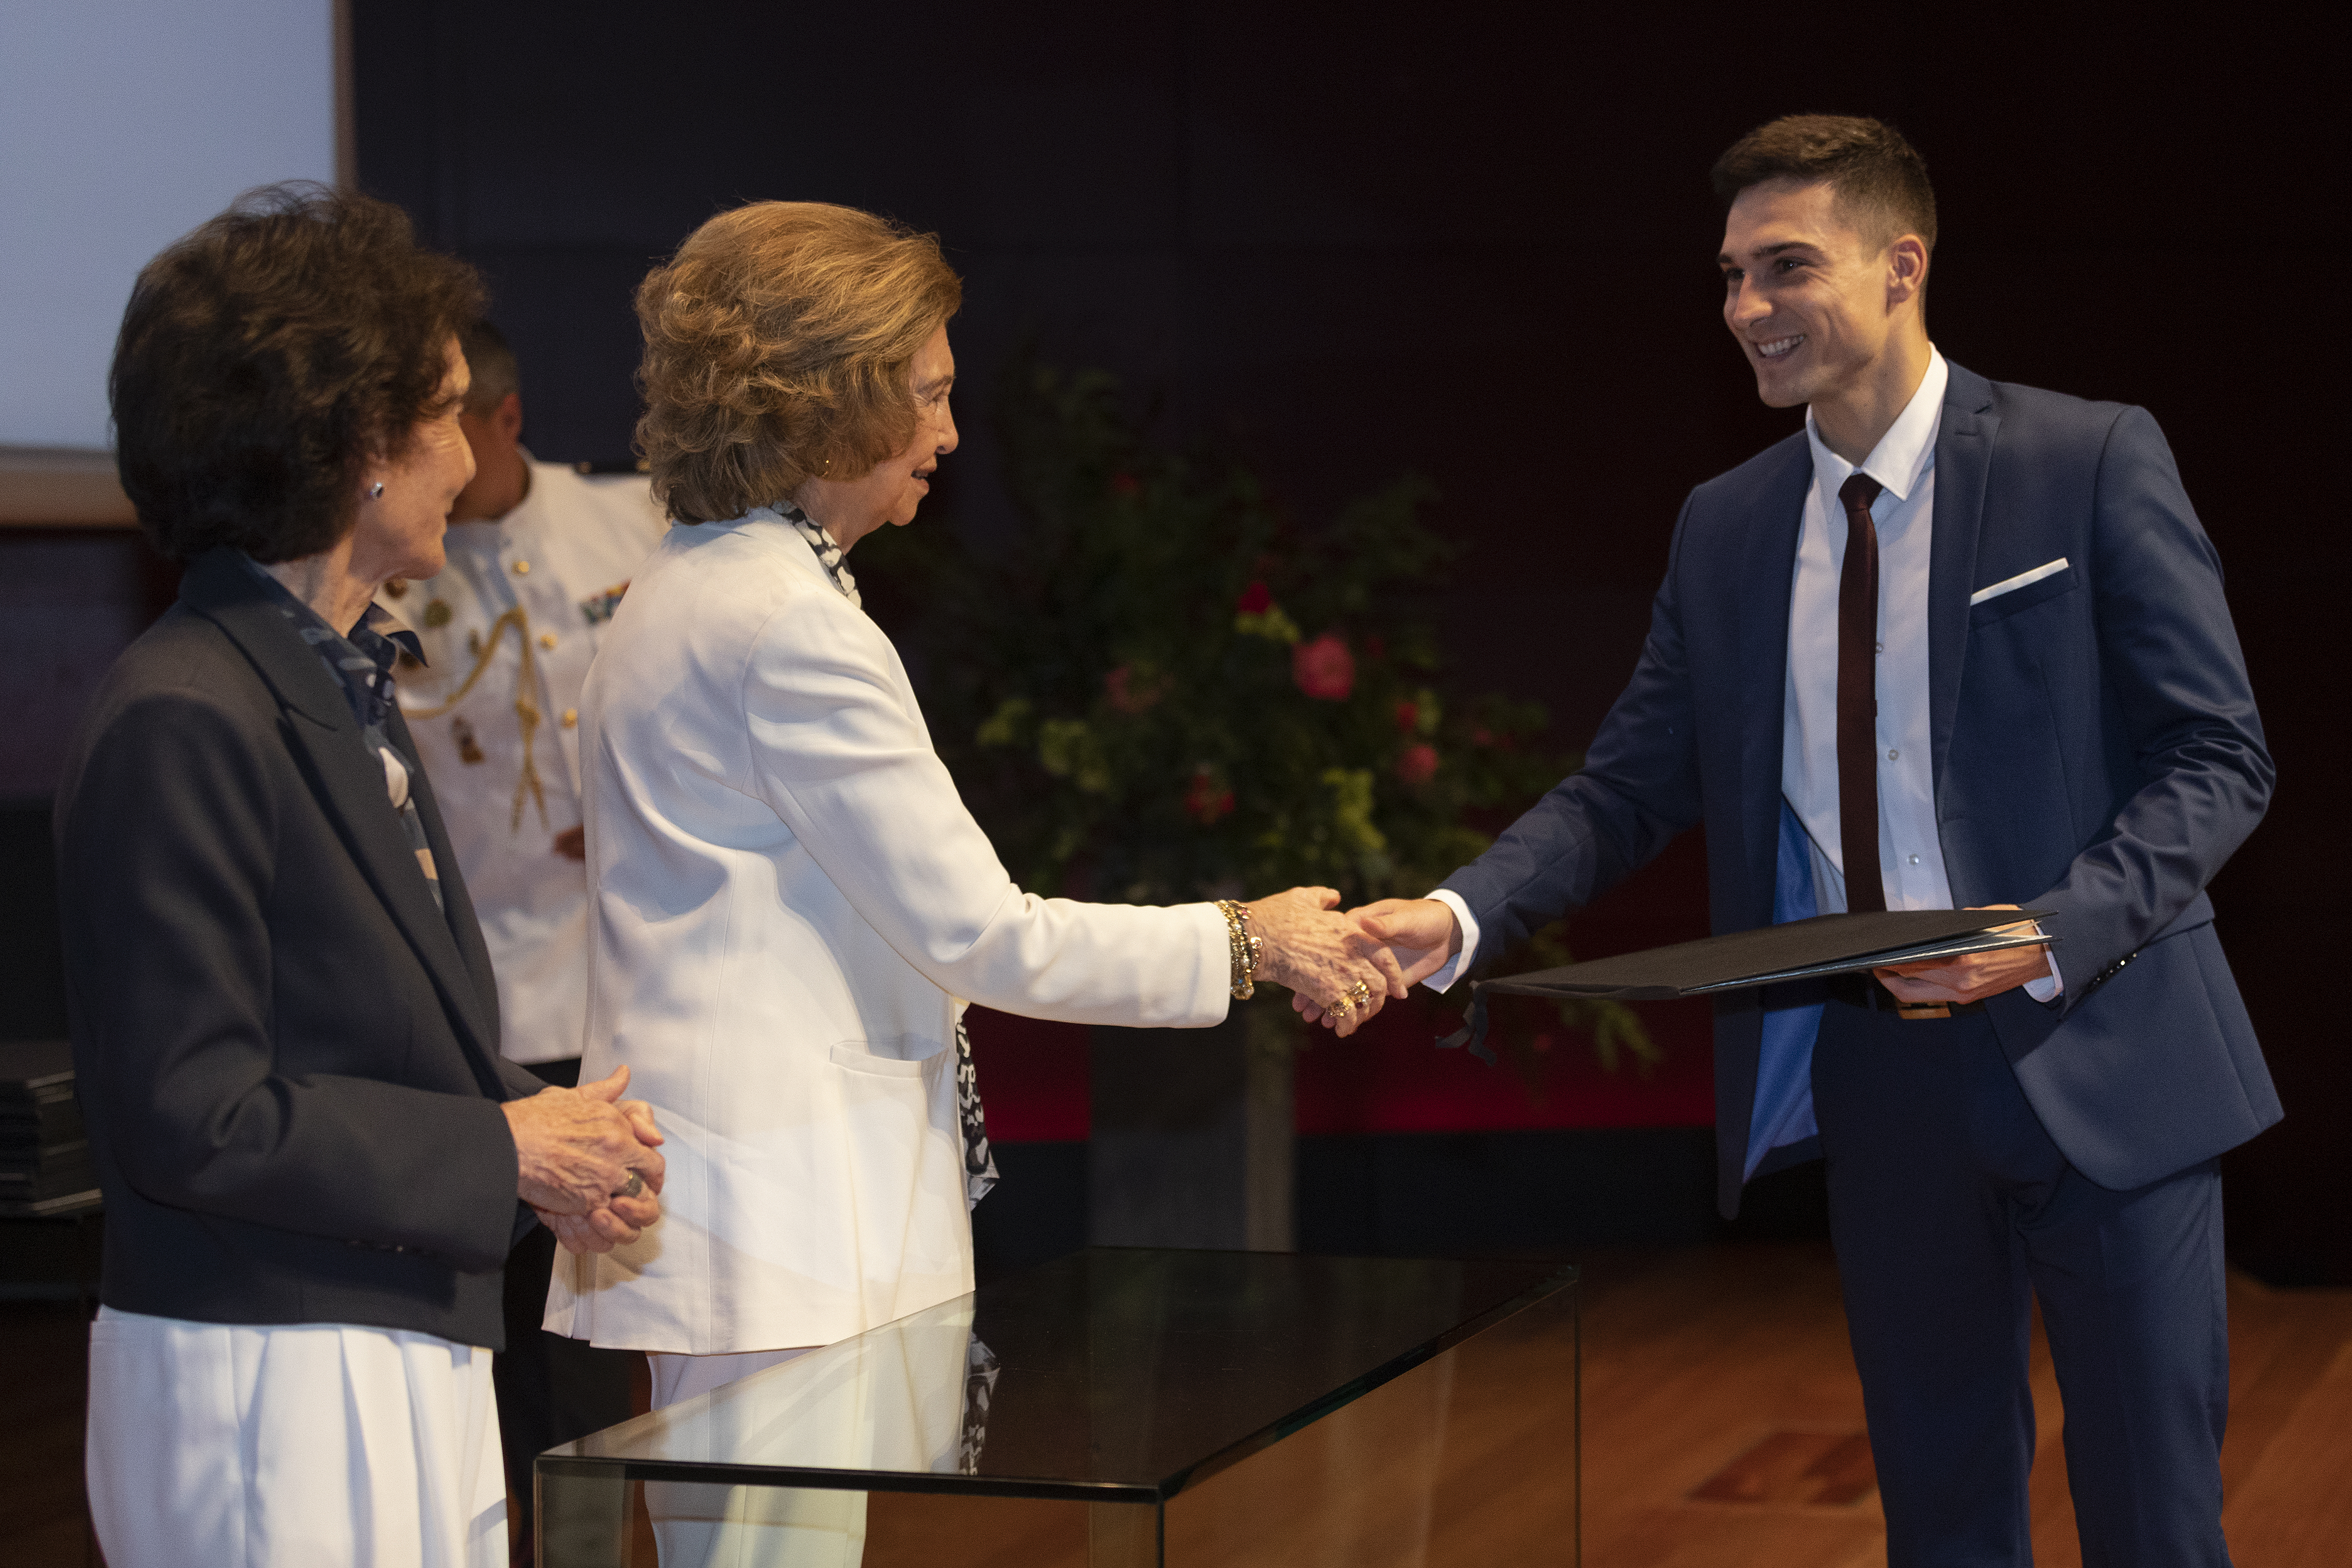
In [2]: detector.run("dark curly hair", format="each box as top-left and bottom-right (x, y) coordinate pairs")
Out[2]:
(110, 183), (486, 562)
(634, 201), (961, 525)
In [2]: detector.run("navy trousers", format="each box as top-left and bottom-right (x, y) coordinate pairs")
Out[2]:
(1811, 999), (2232, 1567)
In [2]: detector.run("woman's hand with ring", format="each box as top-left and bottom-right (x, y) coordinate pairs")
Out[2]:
(504, 1064), (667, 1219)
(1241, 887), (1407, 1037)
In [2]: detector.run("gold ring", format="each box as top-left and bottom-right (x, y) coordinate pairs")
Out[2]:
(1346, 980), (1373, 1007)
(616, 1171), (644, 1200)
(1327, 994), (1355, 1017)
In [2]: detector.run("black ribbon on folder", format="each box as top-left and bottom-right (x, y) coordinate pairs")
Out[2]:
(1438, 909), (2056, 1063)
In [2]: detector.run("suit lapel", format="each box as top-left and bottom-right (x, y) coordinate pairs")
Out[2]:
(1929, 365), (2000, 795)
(392, 703), (504, 1052)
(1734, 439), (1813, 927)
(182, 552), (506, 1089)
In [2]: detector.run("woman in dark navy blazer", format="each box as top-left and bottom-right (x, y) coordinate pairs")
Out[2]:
(57, 185), (665, 1567)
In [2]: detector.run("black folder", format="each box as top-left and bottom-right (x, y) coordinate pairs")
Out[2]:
(1440, 909), (2054, 1061)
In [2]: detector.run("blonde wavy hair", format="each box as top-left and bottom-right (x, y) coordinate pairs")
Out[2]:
(634, 201), (962, 524)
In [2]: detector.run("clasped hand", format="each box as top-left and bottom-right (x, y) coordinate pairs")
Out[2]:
(502, 1064), (666, 1255)
(1243, 886), (1410, 1037)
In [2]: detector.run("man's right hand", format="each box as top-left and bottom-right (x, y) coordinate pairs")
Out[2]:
(503, 1064), (665, 1228)
(1350, 898), (1462, 988)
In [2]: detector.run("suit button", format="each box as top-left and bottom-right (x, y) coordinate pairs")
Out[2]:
(512, 560), (531, 575)
(561, 708), (579, 728)
(539, 631), (558, 650)
(1887, 748), (1900, 760)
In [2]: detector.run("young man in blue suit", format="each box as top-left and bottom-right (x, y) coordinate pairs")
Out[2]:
(1342, 116), (2275, 1563)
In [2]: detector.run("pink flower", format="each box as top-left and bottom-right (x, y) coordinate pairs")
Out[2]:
(1291, 633), (1355, 701)
(1104, 665), (1162, 714)
(1184, 768), (1235, 825)
(1236, 580), (1273, 615)
(1395, 742), (1439, 785)
(1393, 700), (1419, 733)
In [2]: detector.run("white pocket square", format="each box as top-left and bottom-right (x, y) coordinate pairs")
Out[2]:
(1969, 557), (2069, 607)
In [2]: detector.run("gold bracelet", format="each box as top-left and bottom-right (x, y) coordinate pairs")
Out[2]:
(1215, 899), (1256, 1000)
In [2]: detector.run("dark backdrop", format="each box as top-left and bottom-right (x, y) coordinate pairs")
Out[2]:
(340, 1), (2346, 1279)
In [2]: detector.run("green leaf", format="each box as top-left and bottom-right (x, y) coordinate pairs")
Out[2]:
(977, 696), (1032, 747)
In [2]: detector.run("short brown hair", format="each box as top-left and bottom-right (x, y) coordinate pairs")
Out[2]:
(458, 318), (521, 413)
(1711, 114), (1937, 255)
(111, 183), (484, 562)
(633, 202), (963, 525)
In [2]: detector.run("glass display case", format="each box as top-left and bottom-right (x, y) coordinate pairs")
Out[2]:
(539, 1247), (1578, 1566)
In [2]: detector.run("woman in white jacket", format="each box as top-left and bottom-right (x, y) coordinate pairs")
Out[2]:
(545, 202), (1399, 1439)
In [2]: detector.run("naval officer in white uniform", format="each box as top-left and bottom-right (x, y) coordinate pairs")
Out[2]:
(380, 319), (666, 1550)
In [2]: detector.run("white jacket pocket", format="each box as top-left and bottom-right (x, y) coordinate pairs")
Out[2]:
(828, 1038), (946, 1078)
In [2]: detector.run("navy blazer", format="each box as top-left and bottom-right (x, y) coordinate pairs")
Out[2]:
(1440, 363), (2280, 1215)
(55, 548), (547, 1347)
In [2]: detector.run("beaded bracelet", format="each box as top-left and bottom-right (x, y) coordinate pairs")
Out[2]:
(1214, 899), (1260, 1000)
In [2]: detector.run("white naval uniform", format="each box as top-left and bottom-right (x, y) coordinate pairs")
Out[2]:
(381, 456), (666, 1064)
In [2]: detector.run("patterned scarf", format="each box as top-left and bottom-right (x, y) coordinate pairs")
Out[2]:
(781, 504), (998, 1208)
(958, 1337), (1001, 1474)
(783, 505), (860, 607)
(242, 557), (443, 912)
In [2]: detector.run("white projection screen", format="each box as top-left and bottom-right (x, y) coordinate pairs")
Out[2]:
(0, 1), (339, 452)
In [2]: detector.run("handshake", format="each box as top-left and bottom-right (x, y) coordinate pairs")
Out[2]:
(502, 1066), (667, 1256)
(1241, 890), (1464, 1039)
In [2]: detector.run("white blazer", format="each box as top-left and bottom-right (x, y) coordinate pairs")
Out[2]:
(544, 509), (1229, 1354)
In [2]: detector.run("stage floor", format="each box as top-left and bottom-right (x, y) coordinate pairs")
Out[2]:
(5, 1241), (2346, 1565)
(1578, 1242), (2352, 1566)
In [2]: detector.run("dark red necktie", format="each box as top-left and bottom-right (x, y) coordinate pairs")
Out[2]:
(1836, 473), (1886, 913)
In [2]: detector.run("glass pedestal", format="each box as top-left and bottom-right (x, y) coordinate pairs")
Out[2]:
(539, 1248), (1578, 1566)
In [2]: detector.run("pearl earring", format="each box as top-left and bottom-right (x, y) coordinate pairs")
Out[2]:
(368, 482), (385, 500)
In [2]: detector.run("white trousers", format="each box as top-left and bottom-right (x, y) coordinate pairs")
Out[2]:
(86, 1306), (507, 1568)
(644, 1346), (866, 1568)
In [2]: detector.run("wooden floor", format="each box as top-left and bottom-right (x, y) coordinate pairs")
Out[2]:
(6, 1243), (2348, 1565)
(1577, 1244), (2352, 1566)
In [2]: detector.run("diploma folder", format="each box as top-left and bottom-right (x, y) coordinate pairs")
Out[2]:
(1441, 909), (2054, 1060)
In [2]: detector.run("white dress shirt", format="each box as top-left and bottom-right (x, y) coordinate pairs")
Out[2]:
(1428, 348), (2057, 1007)
(1785, 349), (1953, 915)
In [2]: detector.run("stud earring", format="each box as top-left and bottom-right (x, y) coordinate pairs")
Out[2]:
(367, 481), (385, 500)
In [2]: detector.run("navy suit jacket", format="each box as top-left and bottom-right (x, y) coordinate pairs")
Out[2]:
(55, 548), (548, 1347)
(1440, 362), (2280, 1216)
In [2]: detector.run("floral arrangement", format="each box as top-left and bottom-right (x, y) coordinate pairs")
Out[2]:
(864, 363), (1654, 1073)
